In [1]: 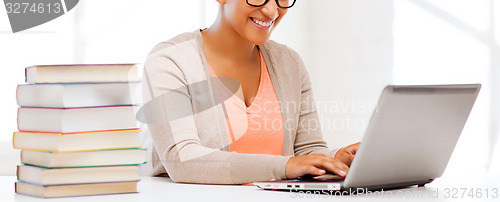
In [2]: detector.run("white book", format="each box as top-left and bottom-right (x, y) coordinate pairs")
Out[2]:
(17, 106), (138, 133)
(17, 165), (140, 185)
(25, 64), (139, 84)
(16, 83), (140, 108)
(15, 180), (138, 198)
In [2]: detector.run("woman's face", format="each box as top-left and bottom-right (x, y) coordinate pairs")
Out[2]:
(220, 0), (288, 45)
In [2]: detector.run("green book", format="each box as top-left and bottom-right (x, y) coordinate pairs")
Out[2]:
(17, 164), (140, 185)
(21, 148), (146, 168)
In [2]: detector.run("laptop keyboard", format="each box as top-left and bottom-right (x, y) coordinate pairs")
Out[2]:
(299, 174), (345, 182)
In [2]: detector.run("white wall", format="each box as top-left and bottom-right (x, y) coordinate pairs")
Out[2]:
(1, 0), (498, 177)
(74, 0), (205, 64)
(272, 0), (394, 149)
(0, 0), (209, 176)
(272, 0), (500, 176)
(0, 6), (77, 175)
(393, 0), (498, 177)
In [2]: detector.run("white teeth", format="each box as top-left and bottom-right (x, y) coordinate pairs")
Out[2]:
(252, 18), (273, 27)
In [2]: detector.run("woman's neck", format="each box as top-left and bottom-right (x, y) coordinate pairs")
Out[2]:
(201, 16), (259, 65)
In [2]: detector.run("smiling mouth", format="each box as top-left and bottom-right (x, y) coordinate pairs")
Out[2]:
(250, 17), (274, 27)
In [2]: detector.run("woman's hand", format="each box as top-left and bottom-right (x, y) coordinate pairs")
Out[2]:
(334, 142), (360, 166)
(285, 154), (349, 179)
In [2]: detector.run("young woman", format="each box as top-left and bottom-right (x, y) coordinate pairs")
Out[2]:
(142, 0), (359, 184)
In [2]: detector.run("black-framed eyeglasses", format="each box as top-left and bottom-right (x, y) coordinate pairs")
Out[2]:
(246, 0), (296, 9)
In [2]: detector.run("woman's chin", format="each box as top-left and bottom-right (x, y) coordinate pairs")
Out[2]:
(248, 35), (271, 45)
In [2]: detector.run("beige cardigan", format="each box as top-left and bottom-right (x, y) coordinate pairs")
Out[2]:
(142, 30), (338, 184)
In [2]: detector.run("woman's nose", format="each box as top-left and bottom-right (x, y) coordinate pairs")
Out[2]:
(260, 0), (279, 19)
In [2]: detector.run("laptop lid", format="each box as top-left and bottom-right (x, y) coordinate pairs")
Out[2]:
(254, 84), (481, 191)
(343, 84), (481, 189)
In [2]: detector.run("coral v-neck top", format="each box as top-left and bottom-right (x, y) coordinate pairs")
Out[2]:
(207, 52), (284, 155)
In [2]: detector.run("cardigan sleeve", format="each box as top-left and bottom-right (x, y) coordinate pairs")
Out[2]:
(141, 42), (291, 184)
(288, 49), (341, 157)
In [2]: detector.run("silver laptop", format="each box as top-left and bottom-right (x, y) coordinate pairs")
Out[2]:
(254, 84), (481, 193)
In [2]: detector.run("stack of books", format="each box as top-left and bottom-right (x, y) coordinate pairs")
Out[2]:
(13, 64), (146, 198)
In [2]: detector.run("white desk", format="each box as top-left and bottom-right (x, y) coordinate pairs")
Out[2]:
(1, 175), (499, 202)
